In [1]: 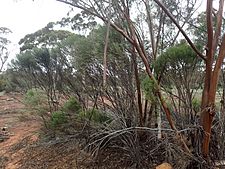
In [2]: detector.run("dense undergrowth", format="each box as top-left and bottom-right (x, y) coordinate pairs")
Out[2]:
(18, 88), (225, 169)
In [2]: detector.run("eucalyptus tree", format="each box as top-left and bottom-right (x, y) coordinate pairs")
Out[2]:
(154, 42), (203, 126)
(19, 23), (72, 51)
(8, 50), (37, 91)
(11, 24), (73, 111)
(59, 25), (138, 127)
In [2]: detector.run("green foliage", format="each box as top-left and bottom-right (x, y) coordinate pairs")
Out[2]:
(72, 35), (95, 70)
(4, 69), (26, 92)
(153, 42), (203, 90)
(192, 12), (219, 48)
(192, 98), (201, 113)
(19, 24), (72, 52)
(79, 109), (111, 123)
(24, 88), (45, 106)
(59, 25), (126, 72)
(154, 42), (198, 74)
(141, 76), (157, 103)
(0, 74), (7, 92)
(0, 79), (6, 92)
(63, 97), (81, 114)
(50, 111), (67, 128)
(24, 88), (49, 118)
(33, 48), (50, 68)
(15, 51), (36, 68)
(58, 12), (97, 31)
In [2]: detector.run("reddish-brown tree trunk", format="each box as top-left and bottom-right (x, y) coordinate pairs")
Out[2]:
(201, 36), (225, 157)
(150, 0), (225, 158)
(201, 0), (225, 158)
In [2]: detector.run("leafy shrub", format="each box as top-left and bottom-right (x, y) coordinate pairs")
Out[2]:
(50, 111), (67, 128)
(63, 97), (81, 114)
(24, 88), (49, 127)
(79, 109), (111, 123)
(141, 76), (157, 103)
(154, 42), (200, 75)
(0, 78), (6, 92)
(192, 98), (201, 113)
(24, 88), (47, 107)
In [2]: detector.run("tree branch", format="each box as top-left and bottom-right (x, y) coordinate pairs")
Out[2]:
(144, 0), (156, 59)
(206, 0), (214, 56)
(152, 0), (206, 61)
(56, 0), (134, 44)
(211, 34), (225, 102)
(212, 0), (225, 55)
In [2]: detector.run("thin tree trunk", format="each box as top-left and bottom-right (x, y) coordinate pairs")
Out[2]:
(144, 0), (156, 59)
(131, 49), (143, 126)
(157, 111), (162, 139)
(103, 0), (111, 87)
(144, 0), (163, 136)
(143, 99), (148, 124)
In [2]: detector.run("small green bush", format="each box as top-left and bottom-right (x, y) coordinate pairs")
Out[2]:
(50, 111), (67, 128)
(63, 97), (81, 114)
(79, 109), (111, 123)
(24, 88), (47, 107)
(192, 98), (201, 113)
(141, 76), (157, 103)
(0, 78), (6, 92)
(24, 88), (49, 127)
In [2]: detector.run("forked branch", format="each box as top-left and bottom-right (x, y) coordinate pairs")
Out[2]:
(152, 0), (206, 61)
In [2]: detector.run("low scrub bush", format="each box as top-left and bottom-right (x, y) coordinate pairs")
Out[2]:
(24, 88), (49, 127)
(24, 88), (47, 108)
(63, 97), (81, 114)
(0, 78), (6, 92)
(50, 111), (67, 128)
(79, 109), (111, 124)
(192, 98), (201, 113)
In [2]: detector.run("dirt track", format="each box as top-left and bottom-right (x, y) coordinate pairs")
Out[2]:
(0, 93), (40, 169)
(0, 93), (90, 169)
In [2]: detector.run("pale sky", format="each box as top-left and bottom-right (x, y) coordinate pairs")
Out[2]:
(0, 0), (71, 60)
